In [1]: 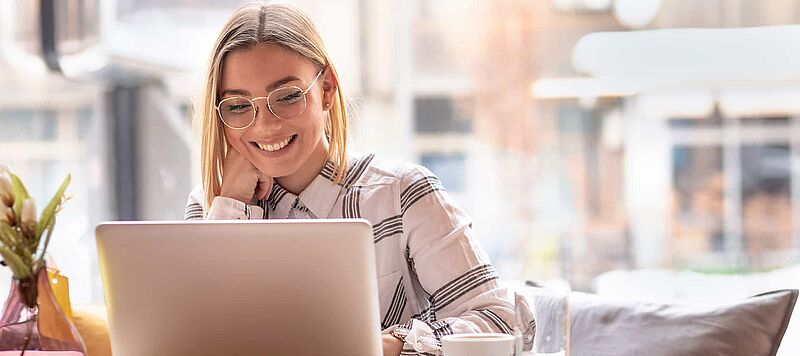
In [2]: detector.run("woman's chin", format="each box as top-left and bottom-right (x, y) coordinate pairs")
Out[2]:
(257, 166), (297, 179)
(249, 148), (303, 179)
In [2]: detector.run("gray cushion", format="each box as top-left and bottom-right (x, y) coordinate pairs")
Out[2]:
(562, 289), (798, 356)
(526, 288), (798, 356)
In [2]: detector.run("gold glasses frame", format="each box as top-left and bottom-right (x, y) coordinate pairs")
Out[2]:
(216, 68), (326, 130)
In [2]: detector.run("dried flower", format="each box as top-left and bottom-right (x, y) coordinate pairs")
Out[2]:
(0, 203), (13, 226)
(21, 199), (35, 224)
(0, 173), (12, 207)
(21, 199), (37, 237)
(0, 170), (69, 286)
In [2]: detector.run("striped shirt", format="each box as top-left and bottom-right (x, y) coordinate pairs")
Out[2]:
(185, 153), (514, 355)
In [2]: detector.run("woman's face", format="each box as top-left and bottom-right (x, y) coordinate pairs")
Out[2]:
(219, 45), (333, 179)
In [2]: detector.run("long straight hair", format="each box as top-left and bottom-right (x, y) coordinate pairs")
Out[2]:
(198, 2), (348, 207)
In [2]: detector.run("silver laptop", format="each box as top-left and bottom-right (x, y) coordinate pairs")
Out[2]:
(96, 219), (382, 356)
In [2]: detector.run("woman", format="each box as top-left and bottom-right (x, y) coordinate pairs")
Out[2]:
(184, 3), (515, 355)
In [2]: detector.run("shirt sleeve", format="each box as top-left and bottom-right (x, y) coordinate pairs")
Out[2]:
(388, 165), (515, 355)
(184, 184), (264, 220)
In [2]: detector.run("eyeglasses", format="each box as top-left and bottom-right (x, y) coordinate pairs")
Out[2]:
(216, 69), (325, 129)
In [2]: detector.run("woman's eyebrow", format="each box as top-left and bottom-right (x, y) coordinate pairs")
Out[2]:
(220, 76), (302, 97)
(267, 75), (301, 91)
(220, 89), (250, 97)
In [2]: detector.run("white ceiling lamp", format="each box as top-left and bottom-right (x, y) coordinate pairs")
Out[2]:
(552, 0), (612, 12)
(531, 77), (639, 99)
(584, 0), (613, 11)
(571, 25), (800, 90)
(613, 0), (663, 29)
(552, 0), (577, 12)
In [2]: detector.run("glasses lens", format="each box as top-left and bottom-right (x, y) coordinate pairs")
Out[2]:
(219, 97), (254, 128)
(269, 87), (306, 119)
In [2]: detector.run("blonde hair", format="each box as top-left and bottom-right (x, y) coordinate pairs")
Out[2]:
(198, 2), (348, 207)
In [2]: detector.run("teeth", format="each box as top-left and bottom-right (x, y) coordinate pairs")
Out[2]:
(256, 136), (294, 152)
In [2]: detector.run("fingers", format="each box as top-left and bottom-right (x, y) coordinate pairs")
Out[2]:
(254, 173), (273, 201)
(220, 145), (262, 203)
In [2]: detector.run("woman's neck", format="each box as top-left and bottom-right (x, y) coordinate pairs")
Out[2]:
(275, 139), (329, 195)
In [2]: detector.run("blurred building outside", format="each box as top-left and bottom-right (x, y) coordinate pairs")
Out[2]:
(0, 0), (799, 304)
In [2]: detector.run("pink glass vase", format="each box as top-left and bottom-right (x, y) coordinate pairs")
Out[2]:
(0, 265), (86, 354)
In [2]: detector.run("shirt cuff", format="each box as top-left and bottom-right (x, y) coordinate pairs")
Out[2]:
(384, 319), (440, 354)
(206, 196), (264, 220)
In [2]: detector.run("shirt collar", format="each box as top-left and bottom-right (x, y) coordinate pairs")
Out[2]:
(263, 153), (376, 218)
(265, 183), (293, 218)
(264, 158), (347, 219)
(298, 173), (343, 218)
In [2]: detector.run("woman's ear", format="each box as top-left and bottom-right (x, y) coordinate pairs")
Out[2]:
(321, 68), (338, 111)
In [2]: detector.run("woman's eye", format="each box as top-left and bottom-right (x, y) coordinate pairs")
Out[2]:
(228, 104), (251, 112)
(277, 91), (302, 103)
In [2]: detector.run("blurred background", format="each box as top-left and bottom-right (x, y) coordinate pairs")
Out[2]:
(1, 0), (799, 318)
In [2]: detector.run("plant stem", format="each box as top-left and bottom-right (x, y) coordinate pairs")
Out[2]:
(37, 219), (55, 262)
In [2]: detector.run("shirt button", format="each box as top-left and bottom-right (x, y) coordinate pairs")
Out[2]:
(415, 341), (423, 349)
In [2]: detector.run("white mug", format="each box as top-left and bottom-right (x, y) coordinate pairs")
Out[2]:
(441, 333), (516, 356)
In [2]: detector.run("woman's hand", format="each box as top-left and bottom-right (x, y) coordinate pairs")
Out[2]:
(219, 147), (273, 203)
(382, 334), (404, 356)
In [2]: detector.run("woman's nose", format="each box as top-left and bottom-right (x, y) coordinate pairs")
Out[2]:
(251, 101), (282, 132)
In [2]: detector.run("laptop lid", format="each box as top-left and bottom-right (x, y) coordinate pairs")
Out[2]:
(96, 219), (381, 356)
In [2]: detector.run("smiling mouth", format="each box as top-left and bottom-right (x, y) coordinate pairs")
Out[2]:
(252, 134), (298, 153)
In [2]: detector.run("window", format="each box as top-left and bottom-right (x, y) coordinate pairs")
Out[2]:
(421, 153), (467, 192)
(669, 114), (798, 272)
(12, 0), (101, 55)
(741, 144), (792, 267)
(0, 110), (58, 141)
(671, 145), (725, 266)
(414, 96), (472, 134)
